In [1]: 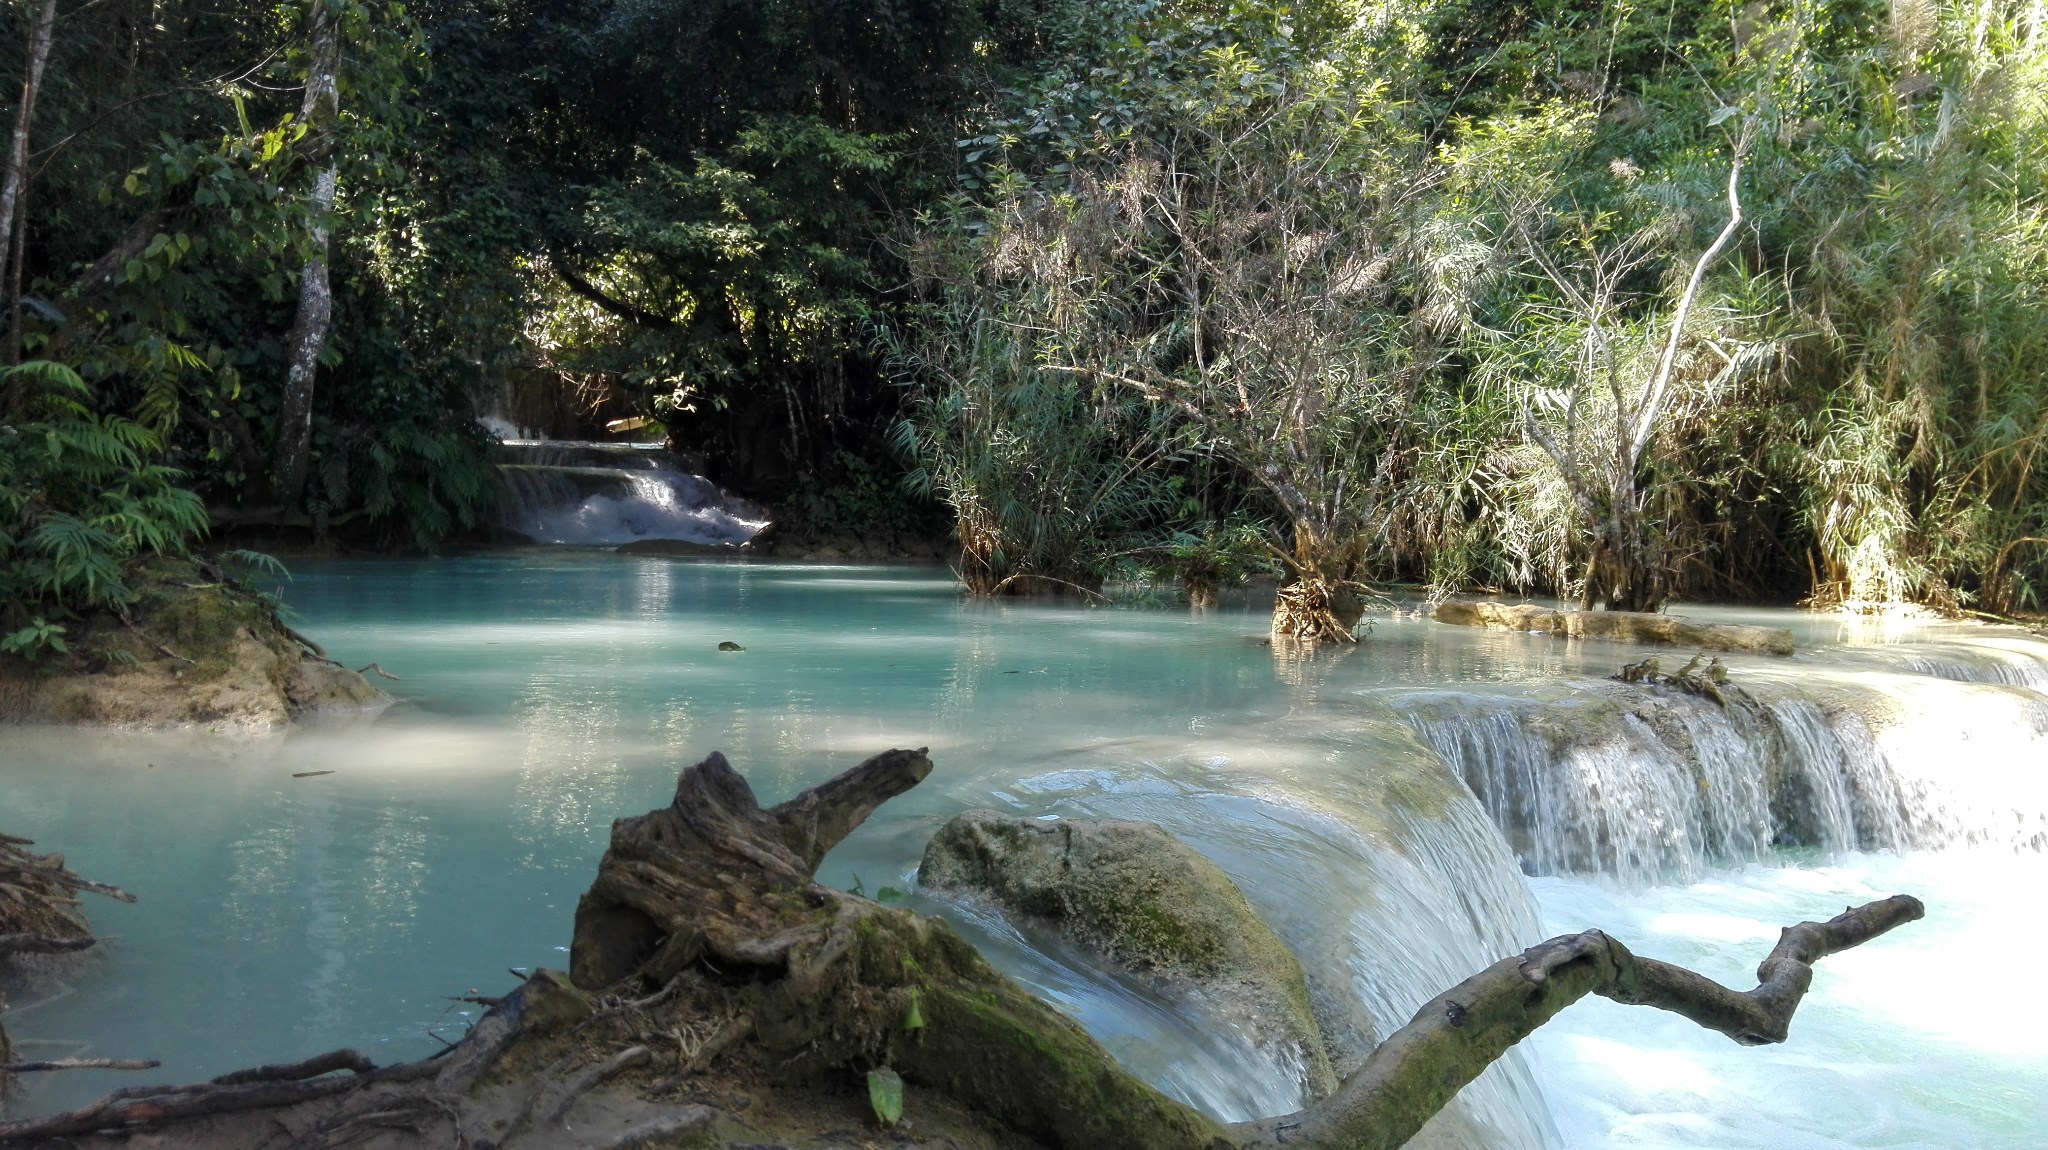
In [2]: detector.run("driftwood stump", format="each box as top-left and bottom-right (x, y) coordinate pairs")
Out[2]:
(0, 750), (1923, 1150)
(570, 749), (1233, 1150)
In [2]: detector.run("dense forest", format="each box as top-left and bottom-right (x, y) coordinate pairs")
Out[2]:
(3, 0), (2046, 651)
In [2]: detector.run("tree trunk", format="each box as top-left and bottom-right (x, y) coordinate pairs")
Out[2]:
(0, 751), (1921, 1150)
(0, 0), (58, 339)
(1270, 522), (1368, 642)
(269, 1), (343, 507)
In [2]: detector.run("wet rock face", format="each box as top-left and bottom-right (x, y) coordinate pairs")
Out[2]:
(919, 810), (1339, 1101)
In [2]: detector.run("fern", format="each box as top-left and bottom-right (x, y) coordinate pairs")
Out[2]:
(0, 360), (211, 634)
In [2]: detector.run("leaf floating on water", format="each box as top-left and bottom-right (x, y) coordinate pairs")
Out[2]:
(717, 641), (745, 652)
(867, 1067), (904, 1126)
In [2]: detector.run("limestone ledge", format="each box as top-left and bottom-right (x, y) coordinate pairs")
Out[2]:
(1433, 599), (1796, 655)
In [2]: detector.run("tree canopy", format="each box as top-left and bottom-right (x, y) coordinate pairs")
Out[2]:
(5, 0), (2047, 645)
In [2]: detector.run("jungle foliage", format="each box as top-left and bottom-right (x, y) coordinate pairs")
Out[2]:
(896, 0), (2048, 616)
(3, 0), (2046, 620)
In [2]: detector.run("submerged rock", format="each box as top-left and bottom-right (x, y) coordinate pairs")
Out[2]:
(919, 810), (1339, 1101)
(1433, 599), (1796, 655)
(615, 537), (748, 557)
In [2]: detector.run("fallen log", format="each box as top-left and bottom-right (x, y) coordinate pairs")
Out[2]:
(1434, 600), (1797, 655)
(0, 1050), (382, 1142)
(0, 1060), (159, 1074)
(0, 751), (1918, 1150)
(0, 935), (96, 958)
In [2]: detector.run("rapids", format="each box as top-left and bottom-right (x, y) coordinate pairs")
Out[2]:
(1, 554), (2042, 1147)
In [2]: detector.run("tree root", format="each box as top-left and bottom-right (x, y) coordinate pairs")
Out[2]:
(541, 1044), (649, 1125)
(584, 1106), (716, 1150)
(1271, 575), (1364, 642)
(0, 1048), (382, 1141)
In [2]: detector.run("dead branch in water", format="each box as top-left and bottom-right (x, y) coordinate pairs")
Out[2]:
(0, 1048), (381, 1142)
(1233, 895), (1922, 1150)
(0, 1059), (159, 1074)
(0, 934), (96, 957)
(0, 835), (132, 967)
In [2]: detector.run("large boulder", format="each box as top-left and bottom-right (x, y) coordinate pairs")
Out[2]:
(919, 810), (1339, 1101)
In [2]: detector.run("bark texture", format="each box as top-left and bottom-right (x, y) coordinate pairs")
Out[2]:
(0, 0), (57, 298)
(270, 0), (343, 505)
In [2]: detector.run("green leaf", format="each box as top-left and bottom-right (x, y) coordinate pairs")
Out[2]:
(866, 1068), (904, 1127)
(902, 988), (924, 1031)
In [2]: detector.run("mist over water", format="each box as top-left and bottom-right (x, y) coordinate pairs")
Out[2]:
(2, 554), (2042, 1147)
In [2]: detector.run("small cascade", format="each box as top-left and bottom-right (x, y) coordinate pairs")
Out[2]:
(494, 440), (768, 546)
(1403, 672), (2048, 883)
(1847, 637), (2048, 689)
(1405, 693), (1760, 883)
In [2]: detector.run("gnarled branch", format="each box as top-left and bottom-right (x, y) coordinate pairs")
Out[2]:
(1234, 894), (1922, 1150)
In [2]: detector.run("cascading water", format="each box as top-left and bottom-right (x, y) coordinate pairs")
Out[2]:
(494, 439), (768, 546)
(1400, 667), (2048, 883)
(1389, 644), (2048, 1147)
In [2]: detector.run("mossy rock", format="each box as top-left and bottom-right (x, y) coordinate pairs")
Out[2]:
(919, 811), (1338, 1101)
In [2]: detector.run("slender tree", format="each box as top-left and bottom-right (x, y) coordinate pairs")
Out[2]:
(0, 0), (60, 361)
(270, 0), (342, 507)
(1519, 138), (1753, 612)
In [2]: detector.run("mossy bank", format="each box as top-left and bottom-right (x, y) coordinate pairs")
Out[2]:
(0, 559), (386, 730)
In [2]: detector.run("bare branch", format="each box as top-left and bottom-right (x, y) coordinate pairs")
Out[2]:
(1, 1059), (159, 1074)
(1629, 154), (1746, 461)
(1234, 894), (1921, 1150)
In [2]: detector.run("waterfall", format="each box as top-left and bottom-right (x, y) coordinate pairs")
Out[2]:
(962, 731), (1563, 1149)
(494, 440), (768, 547)
(1402, 672), (2048, 883)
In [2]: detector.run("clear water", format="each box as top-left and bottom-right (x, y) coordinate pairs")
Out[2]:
(2, 553), (2043, 1150)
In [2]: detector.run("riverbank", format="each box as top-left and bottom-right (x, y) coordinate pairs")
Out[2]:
(0, 562), (388, 730)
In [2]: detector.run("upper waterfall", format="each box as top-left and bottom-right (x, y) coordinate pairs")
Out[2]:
(494, 439), (769, 547)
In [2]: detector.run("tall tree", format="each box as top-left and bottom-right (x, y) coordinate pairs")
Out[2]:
(270, 0), (343, 507)
(0, 0), (59, 361)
